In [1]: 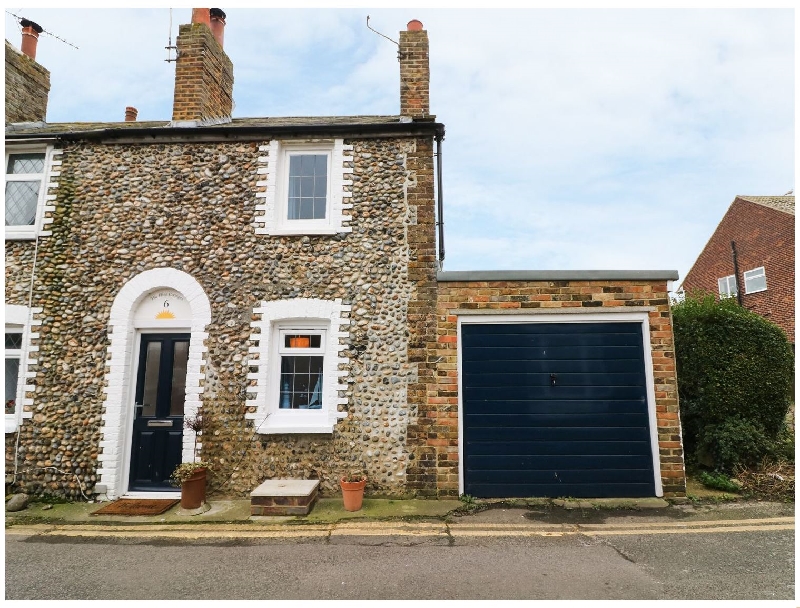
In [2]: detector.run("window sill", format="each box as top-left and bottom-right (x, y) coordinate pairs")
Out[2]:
(745, 288), (767, 295)
(5, 416), (18, 434)
(259, 423), (335, 435)
(267, 226), (348, 236)
(4, 230), (37, 241)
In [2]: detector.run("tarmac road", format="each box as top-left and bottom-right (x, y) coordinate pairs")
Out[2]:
(5, 503), (794, 600)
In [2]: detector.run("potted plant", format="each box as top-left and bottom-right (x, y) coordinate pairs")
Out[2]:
(170, 412), (211, 509)
(339, 470), (367, 512)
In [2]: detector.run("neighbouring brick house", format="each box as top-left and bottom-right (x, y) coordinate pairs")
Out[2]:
(681, 195), (795, 343)
(5, 9), (685, 503)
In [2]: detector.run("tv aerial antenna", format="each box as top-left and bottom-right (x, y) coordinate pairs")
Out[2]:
(6, 10), (79, 50)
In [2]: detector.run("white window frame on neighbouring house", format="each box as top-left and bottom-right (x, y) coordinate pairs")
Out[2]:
(5, 304), (35, 433)
(743, 267), (767, 294)
(254, 139), (353, 236)
(247, 298), (350, 434)
(717, 274), (738, 298)
(5, 145), (58, 240)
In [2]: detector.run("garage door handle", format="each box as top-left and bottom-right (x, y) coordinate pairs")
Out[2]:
(550, 373), (557, 387)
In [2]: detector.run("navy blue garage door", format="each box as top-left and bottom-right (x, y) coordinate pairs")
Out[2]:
(462, 322), (655, 498)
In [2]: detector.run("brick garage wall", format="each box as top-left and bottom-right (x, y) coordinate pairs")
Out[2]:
(410, 278), (686, 498)
(5, 134), (438, 499)
(683, 198), (795, 342)
(4, 40), (49, 124)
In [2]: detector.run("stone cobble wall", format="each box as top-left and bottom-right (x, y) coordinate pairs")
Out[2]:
(6, 135), (435, 499)
(425, 280), (686, 498)
(5, 240), (35, 305)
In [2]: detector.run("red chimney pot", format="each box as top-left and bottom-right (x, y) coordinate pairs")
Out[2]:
(125, 107), (138, 122)
(407, 20), (424, 32)
(19, 19), (43, 60)
(191, 8), (211, 26)
(209, 8), (226, 48)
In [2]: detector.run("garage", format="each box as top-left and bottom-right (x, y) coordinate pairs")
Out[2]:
(460, 318), (659, 499)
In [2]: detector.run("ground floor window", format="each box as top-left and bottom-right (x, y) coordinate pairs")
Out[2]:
(278, 329), (325, 409)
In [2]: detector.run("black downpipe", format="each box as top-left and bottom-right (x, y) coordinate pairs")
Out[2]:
(731, 240), (743, 306)
(435, 132), (445, 268)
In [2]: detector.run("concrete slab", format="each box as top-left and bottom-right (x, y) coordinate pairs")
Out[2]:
(251, 479), (319, 497)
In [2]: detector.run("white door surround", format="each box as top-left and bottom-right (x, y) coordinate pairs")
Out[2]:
(96, 268), (211, 500)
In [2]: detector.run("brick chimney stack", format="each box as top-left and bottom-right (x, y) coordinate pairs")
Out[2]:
(172, 8), (234, 122)
(5, 19), (50, 124)
(125, 106), (138, 122)
(399, 19), (430, 119)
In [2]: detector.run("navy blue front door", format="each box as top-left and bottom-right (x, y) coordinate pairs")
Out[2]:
(128, 333), (189, 491)
(462, 322), (655, 498)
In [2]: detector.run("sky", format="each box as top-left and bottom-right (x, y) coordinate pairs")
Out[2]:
(4, 5), (795, 288)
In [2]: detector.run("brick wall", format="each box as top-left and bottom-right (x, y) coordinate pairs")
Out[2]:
(415, 279), (686, 498)
(5, 40), (49, 123)
(171, 23), (234, 122)
(399, 26), (430, 118)
(683, 198), (795, 342)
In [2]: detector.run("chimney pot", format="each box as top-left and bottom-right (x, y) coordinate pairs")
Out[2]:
(191, 8), (211, 26)
(407, 20), (424, 32)
(125, 106), (138, 122)
(209, 8), (226, 48)
(19, 19), (43, 60)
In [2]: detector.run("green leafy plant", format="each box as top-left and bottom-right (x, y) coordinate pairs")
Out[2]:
(673, 293), (794, 472)
(697, 470), (741, 493)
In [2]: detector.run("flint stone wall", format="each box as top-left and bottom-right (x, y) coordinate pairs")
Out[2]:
(5, 136), (435, 499)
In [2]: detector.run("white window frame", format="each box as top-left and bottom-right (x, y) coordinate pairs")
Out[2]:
(4, 145), (58, 240)
(273, 326), (327, 412)
(247, 298), (350, 434)
(718, 274), (738, 298)
(743, 267), (767, 294)
(5, 304), (35, 433)
(254, 139), (353, 236)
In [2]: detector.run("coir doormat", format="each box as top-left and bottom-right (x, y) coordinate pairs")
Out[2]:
(91, 498), (179, 516)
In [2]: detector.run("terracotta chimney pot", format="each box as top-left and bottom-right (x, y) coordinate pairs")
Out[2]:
(191, 8), (211, 26)
(209, 8), (226, 48)
(125, 106), (138, 122)
(19, 19), (43, 61)
(407, 19), (424, 31)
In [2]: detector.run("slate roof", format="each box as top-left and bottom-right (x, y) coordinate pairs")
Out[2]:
(5, 115), (405, 135)
(737, 195), (795, 216)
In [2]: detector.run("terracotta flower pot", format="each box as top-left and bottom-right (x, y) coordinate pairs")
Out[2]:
(180, 467), (207, 509)
(340, 476), (367, 512)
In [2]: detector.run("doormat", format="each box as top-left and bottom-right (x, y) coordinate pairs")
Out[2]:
(91, 498), (180, 516)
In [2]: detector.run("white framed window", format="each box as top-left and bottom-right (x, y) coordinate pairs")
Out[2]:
(743, 267), (767, 294)
(275, 327), (326, 411)
(718, 275), (737, 298)
(5, 330), (23, 419)
(255, 139), (353, 236)
(5, 304), (35, 433)
(247, 298), (350, 434)
(5, 145), (60, 240)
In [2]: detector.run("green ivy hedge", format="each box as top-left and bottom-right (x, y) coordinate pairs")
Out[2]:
(673, 294), (794, 472)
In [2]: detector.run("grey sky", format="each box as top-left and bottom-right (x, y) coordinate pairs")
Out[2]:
(4, 7), (794, 286)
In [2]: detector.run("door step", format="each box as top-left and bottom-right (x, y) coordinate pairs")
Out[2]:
(250, 479), (320, 516)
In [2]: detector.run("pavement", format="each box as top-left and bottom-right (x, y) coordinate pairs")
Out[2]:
(4, 489), (794, 538)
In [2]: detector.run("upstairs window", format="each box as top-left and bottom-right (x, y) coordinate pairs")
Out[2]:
(718, 275), (737, 298)
(255, 139), (353, 236)
(744, 267), (767, 294)
(5, 152), (45, 229)
(287, 154), (328, 221)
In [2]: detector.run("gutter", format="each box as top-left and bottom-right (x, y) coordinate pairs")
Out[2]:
(6, 121), (446, 144)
